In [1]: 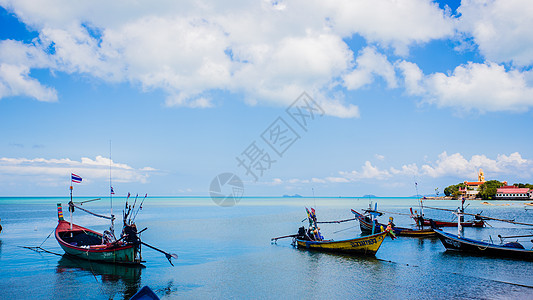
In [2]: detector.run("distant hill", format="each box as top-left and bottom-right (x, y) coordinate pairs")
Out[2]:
(282, 194), (303, 198)
(361, 194), (377, 198)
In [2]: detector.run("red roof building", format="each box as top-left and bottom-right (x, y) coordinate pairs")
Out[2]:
(495, 186), (532, 200)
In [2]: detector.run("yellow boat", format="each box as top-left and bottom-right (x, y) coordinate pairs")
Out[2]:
(295, 230), (389, 255)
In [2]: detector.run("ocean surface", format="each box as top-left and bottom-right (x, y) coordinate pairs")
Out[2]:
(0, 196), (532, 299)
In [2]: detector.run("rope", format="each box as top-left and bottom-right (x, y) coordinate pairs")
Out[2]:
(20, 246), (62, 256)
(39, 227), (56, 248)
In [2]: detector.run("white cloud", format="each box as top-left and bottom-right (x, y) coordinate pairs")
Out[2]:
(458, 0), (533, 66)
(0, 63), (57, 101)
(339, 161), (392, 181)
(0, 0), (458, 117)
(420, 151), (532, 178)
(277, 152), (532, 185)
(375, 154), (385, 161)
(0, 155), (155, 184)
(399, 61), (533, 113)
(343, 47), (397, 90)
(326, 0), (455, 55)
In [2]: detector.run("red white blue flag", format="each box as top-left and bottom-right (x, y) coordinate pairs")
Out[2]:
(71, 173), (82, 183)
(111, 186), (115, 194)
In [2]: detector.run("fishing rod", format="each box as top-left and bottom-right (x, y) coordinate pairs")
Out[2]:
(131, 193), (147, 223)
(141, 241), (178, 266)
(424, 205), (533, 226)
(128, 194), (139, 224)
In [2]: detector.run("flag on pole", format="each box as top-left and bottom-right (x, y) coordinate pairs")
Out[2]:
(71, 173), (82, 183)
(111, 186), (115, 195)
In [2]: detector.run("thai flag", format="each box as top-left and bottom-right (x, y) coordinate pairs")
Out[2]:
(111, 186), (115, 195)
(71, 173), (82, 183)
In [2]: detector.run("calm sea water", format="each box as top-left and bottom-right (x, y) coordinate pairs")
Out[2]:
(0, 197), (532, 299)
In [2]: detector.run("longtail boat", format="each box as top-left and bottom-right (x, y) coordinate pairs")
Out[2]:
(295, 230), (389, 255)
(55, 173), (177, 265)
(433, 229), (533, 259)
(351, 209), (435, 237)
(433, 209), (533, 260)
(410, 197), (485, 227)
(272, 207), (391, 256)
(411, 211), (485, 227)
(55, 202), (143, 264)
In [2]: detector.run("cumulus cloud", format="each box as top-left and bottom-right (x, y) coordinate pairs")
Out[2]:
(275, 152), (532, 185)
(398, 61), (533, 113)
(0, 0), (459, 116)
(420, 151), (531, 178)
(458, 0), (533, 66)
(0, 155), (155, 184)
(0, 63), (57, 101)
(343, 47), (397, 90)
(326, 0), (455, 55)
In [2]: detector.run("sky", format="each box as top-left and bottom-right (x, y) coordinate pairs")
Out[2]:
(1, 0), (532, 197)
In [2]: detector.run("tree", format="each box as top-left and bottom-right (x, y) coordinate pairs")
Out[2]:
(444, 183), (465, 198)
(477, 180), (503, 200)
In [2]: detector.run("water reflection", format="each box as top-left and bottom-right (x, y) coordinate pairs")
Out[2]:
(55, 255), (143, 299)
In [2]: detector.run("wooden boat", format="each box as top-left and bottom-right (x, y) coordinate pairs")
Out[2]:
(410, 200), (484, 227)
(413, 216), (484, 228)
(54, 173), (176, 266)
(433, 229), (533, 260)
(55, 203), (142, 265)
(351, 209), (435, 237)
(277, 207), (391, 255)
(295, 230), (389, 255)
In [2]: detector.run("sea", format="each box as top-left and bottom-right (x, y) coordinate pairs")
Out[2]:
(0, 196), (532, 299)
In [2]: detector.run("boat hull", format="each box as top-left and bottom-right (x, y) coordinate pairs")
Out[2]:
(55, 220), (141, 264)
(295, 231), (388, 255)
(351, 209), (435, 237)
(421, 219), (484, 227)
(434, 229), (533, 260)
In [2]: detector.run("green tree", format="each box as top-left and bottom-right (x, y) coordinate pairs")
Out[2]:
(444, 183), (465, 198)
(477, 180), (503, 199)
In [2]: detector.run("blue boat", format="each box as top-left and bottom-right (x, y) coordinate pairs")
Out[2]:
(434, 229), (533, 260)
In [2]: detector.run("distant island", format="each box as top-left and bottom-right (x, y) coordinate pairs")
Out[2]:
(282, 194), (303, 198)
(361, 194), (377, 198)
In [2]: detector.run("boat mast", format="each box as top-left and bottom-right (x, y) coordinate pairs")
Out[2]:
(69, 184), (73, 230)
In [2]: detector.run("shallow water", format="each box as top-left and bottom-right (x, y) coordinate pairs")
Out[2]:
(1, 197), (532, 299)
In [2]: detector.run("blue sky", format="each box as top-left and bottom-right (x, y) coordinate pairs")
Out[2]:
(1, 0), (532, 197)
